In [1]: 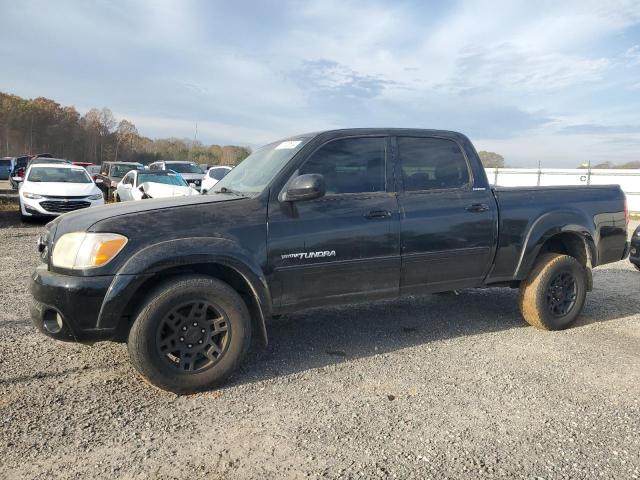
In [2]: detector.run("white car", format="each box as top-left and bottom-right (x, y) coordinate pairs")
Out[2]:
(19, 163), (104, 220)
(115, 170), (200, 201)
(201, 166), (232, 194)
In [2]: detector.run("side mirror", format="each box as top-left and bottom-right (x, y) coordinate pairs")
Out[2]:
(123, 183), (132, 189)
(281, 174), (325, 202)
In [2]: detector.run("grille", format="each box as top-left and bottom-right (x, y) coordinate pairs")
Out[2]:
(40, 200), (91, 213)
(41, 195), (89, 199)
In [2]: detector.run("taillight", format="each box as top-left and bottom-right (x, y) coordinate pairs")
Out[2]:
(17, 167), (24, 177)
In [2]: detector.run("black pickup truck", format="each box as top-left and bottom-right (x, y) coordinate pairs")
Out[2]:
(30, 129), (630, 393)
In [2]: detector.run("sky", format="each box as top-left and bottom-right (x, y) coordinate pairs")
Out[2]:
(1, 0), (640, 167)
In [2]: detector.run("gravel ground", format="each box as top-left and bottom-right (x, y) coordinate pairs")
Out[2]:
(1, 211), (638, 480)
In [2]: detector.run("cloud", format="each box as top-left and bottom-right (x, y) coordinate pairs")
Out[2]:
(295, 60), (400, 99)
(444, 45), (609, 94)
(560, 124), (640, 134)
(623, 45), (640, 65)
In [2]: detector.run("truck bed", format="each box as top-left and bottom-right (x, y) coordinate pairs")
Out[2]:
(487, 185), (628, 284)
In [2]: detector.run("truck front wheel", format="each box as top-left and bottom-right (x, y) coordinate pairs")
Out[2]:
(127, 275), (251, 394)
(519, 254), (587, 330)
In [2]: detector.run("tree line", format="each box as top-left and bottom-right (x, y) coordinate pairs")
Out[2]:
(0, 92), (251, 166)
(478, 151), (640, 170)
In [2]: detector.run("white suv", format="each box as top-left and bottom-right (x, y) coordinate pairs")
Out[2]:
(201, 166), (232, 193)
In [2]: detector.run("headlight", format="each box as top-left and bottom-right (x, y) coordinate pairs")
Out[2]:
(22, 192), (43, 199)
(51, 232), (128, 269)
(87, 193), (103, 200)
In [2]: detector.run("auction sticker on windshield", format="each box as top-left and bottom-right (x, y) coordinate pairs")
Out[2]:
(275, 140), (302, 150)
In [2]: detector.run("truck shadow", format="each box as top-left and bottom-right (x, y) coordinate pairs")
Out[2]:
(234, 275), (639, 387)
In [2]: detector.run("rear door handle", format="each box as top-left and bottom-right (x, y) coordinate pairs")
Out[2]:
(364, 209), (392, 219)
(466, 203), (489, 213)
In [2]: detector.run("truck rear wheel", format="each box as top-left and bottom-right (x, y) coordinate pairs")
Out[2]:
(518, 254), (587, 330)
(127, 275), (251, 394)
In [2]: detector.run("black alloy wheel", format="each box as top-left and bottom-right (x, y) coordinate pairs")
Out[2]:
(156, 301), (230, 373)
(544, 271), (577, 317)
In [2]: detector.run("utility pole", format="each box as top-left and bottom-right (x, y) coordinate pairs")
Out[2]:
(29, 114), (33, 154)
(189, 122), (198, 161)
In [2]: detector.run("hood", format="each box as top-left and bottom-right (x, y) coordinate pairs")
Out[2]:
(21, 181), (101, 197)
(50, 191), (245, 238)
(140, 182), (199, 198)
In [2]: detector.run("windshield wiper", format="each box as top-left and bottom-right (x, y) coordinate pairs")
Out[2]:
(214, 187), (246, 197)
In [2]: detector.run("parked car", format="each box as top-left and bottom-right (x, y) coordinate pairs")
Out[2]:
(9, 155), (30, 189)
(201, 166), (232, 194)
(630, 225), (640, 271)
(0, 157), (14, 180)
(148, 161), (205, 191)
(115, 170), (199, 201)
(30, 128), (629, 394)
(95, 161), (144, 199)
(19, 163), (104, 220)
(72, 161), (95, 168)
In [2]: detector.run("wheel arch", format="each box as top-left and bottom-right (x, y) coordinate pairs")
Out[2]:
(98, 238), (271, 345)
(514, 211), (596, 289)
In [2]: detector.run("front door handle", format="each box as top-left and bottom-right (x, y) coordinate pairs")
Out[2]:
(466, 203), (489, 213)
(364, 209), (392, 219)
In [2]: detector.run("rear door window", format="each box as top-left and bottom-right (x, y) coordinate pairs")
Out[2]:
(397, 137), (470, 191)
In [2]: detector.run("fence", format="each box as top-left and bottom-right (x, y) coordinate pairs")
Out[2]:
(484, 168), (640, 213)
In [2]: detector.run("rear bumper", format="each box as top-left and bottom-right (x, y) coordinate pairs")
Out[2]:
(30, 265), (115, 342)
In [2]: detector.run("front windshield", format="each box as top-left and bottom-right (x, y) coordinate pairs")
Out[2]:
(111, 164), (142, 177)
(208, 138), (309, 195)
(27, 167), (91, 183)
(166, 162), (202, 174)
(138, 173), (188, 187)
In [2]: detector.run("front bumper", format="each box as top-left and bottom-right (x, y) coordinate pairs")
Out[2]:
(21, 195), (104, 217)
(30, 265), (115, 342)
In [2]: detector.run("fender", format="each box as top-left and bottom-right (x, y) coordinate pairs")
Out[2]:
(513, 209), (597, 281)
(96, 237), (272, 344)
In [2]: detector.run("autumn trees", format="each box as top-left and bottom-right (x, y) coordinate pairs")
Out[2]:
(0, 92), (251, 166)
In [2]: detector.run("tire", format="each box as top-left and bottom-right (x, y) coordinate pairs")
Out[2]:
(114, 193), (120, 202)
(127, 275), (252, 394)
(519, 254), (587, 330)
(634, 263), (640, 272)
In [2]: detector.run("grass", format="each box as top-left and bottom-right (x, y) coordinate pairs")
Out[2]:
(0, 201), (18, 212)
